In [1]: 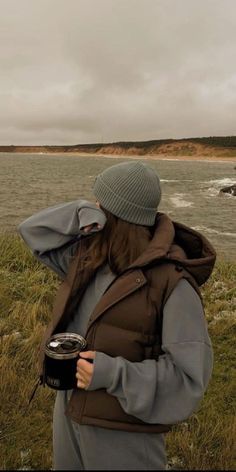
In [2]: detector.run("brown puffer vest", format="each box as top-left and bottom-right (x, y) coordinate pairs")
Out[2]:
(38, 213), (216, 433)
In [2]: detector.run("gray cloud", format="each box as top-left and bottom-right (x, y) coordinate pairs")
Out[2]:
(0, 0), (236, 144)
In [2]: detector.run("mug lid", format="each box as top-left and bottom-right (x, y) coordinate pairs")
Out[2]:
(45, 332), (87, 359)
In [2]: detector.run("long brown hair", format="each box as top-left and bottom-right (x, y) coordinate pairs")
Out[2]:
(70, 205), (153, 298)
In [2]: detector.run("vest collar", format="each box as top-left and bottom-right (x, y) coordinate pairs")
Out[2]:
(128, 212), (175, 268)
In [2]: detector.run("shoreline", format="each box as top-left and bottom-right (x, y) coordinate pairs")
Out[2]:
(74, 152), (236, 163)
(1, 151), (236, 163)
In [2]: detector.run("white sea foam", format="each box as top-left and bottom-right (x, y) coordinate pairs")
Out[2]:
(159, 158), (180, 161)
(160, 179), (179, 183)
(205, 187), (219, 197)
(169, 193), (193, 208)
(207, 178), (236, 186)
(193, 226), (236, 238)
(160, 179), (193, 183)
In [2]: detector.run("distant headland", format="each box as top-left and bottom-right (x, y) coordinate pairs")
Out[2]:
(1, 136), (236, 161)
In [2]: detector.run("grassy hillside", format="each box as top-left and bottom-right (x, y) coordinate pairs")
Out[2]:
(0, 233), (235, 470)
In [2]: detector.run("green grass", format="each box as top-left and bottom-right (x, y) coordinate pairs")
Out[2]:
(0, 233), (235, 470)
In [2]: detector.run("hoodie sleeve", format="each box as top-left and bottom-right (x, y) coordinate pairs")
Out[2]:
(17, 200), (107, 279)
(88, 279), (213, 425)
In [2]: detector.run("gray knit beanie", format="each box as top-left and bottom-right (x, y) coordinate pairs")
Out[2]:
(93, 161), (161, 226)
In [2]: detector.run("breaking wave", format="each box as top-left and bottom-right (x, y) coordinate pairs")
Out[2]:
(169, 193), (194, 208)
(206, 178), (236, 186)
(160, 179), (193, 183)
(193, 226), (236, 238)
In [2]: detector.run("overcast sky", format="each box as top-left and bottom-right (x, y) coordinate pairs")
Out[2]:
(0, 0), (236, 145)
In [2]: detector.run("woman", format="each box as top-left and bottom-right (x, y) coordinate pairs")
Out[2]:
(18, 160), (216, 471)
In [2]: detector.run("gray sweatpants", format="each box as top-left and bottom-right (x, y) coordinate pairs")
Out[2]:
(53, 390), (167, 470)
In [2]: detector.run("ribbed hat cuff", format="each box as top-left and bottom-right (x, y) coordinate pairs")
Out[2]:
(93, 177), (157, 226)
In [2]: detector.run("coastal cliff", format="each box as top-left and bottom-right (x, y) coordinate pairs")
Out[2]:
(1, 136), (236, 158)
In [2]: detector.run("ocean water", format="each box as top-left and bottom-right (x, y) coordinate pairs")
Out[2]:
(0, 153), (235, 260)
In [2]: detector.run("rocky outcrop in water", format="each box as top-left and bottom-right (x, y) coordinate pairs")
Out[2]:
(219, 184), (236, 196)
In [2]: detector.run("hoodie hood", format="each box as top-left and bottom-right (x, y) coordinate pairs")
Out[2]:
(129, 212), (216, 286)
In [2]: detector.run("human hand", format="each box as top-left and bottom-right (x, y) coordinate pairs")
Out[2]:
(76, 351), (96, 389)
